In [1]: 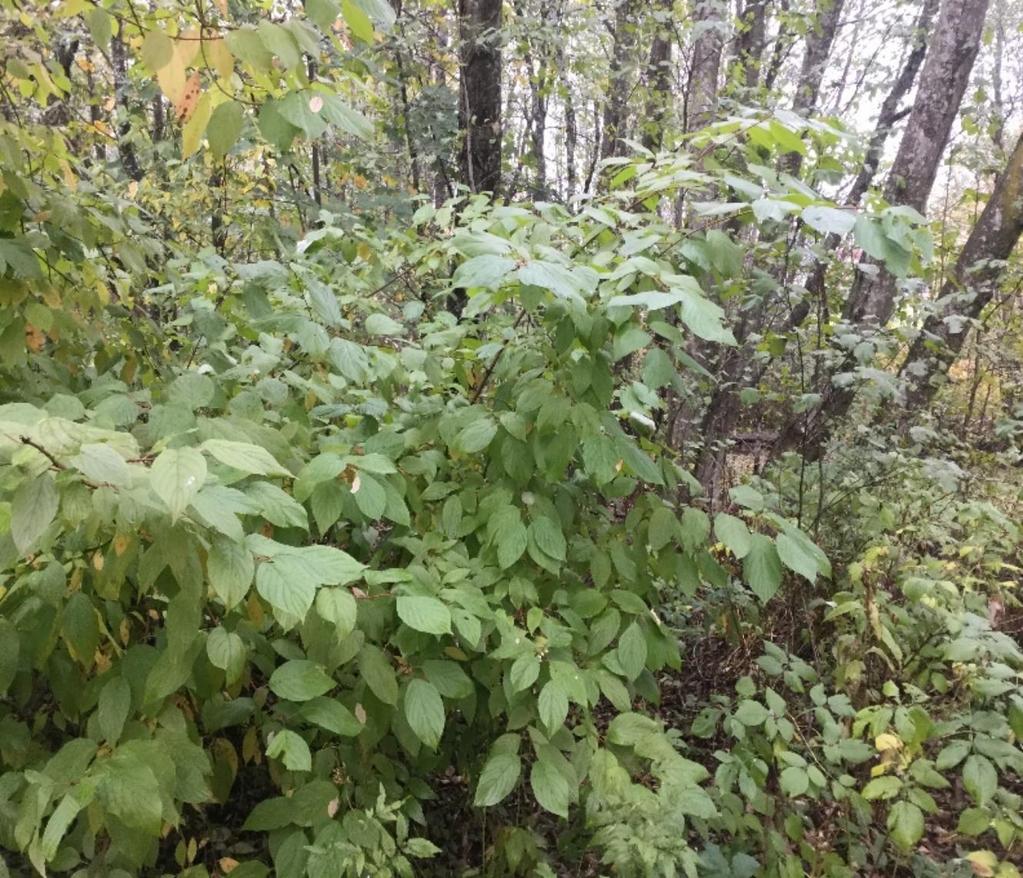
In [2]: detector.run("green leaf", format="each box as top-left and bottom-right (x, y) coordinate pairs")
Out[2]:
(779, 765), (809, 797)
(678, 507), (710, 552)
(617, 622), (647, 681)
(207, 537), (254, 610)
(97, 677), (131, 744)
(71, 443), (131, 487)
(11, 472), (58, 555)
(530, 757), (571, 818)
(342, 0), (374, 41)
(608, 290), (685, 310)
(62, 592), (99, 667)
(359, 644), (398, 704)
(648, 506), (676, 552)
(306, 0), (340, 28)
(854, 215), (888, 259)
(319, 95), (374, 140)
(404, 679), (445, 750)
(517, 260), (593, 303)
(497, 520), (528, 569)
(140, 30), (174, 71)
(266, 729), (312, 772)
(364, 312), (404, 335)
(256, 560), (316, 621)
(538, 680), (569, 733)
(529, 517), (566, 561)
(801, 205), (856, 235)
(258, 22), (301, 69)
(85, 7), (112, 48)
(677, 289), (736, 345)
(97, 752), (163, 835)
(396, 595), (451, 635)
(150, 447), (207, 521)
(887, 800), (924, 851)
(299, 696), (363, 736)
(454, 418), (498, 454)
(935, 739), (970, 770)
(353, 0), (396, 29)
(315, 587), (358, 638)
(474, 753), (521, 807)
(352, 471), (387, 519)
(743, 534), (782, 602)
(775, 532), (817, 582)
(257, 99), (299, 150)
(203, 439), (289, 476)
(862, 776), (902, 800)
(957, 807), (990, 836)
(269, 660), (335, 702)
(207, 628), (247, 684)
(509, 654), (540, 693)
(963, 754), (997, 805)
(733, 699), (769, 726)
(714, 512), (751, 558)
(453, 255), (516, 290)
(41, 789), (91, 862)
(208, 100), (245, 160)
(424, 660), (474, 698)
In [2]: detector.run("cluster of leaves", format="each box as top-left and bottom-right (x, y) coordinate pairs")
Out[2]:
(1, 82), (1018, 878)
(675, 449), (1023, 878)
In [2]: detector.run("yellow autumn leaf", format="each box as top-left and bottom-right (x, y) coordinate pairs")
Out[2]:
(203, 36), (234, 80)
(175, 30), (202, 68)
(157, 59), (187, 105)
(875, 733), (901, 751)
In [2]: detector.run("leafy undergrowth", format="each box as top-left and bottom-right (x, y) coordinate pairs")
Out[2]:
(0, 132), (1020, 878)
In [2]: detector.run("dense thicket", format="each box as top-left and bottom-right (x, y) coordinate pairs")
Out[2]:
(0, 0), (1021, 876)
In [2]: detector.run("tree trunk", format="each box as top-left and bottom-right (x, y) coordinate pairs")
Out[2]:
(564, 83), (577, 201)
(641, 0), (675, 151)
(771, 0), (991, 458)
(899, 130), (1023, 412)
(843, 0), (990, 327)
(793, 0), (939, 328)
(781, 0), (844, 175)
(110, 35), (143, 181)
(731, 0), (769, 90)
(458, 0), (503, 194)
(792, 0), (844, 116)
(601, 0), (639, 160)
(686, 0), (726, 132)
(762, 0), (790, 92)
(390, 0), (422, 193)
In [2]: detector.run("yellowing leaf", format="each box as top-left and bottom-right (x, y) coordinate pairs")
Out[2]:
(141, 30), (174, 72)
(203, 37), (234, 79)
(175, 72), (202, 122)
(967, 851), (998, 877)
(157, 58), (186, 105)
(175, 30), (202, 68)
(182, 92), (211, 157)
(875, 733), (901, 751)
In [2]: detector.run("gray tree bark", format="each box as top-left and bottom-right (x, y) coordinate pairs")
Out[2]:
(641, 0), (675, 151)
(843, 0), (991, 326)
(731, 0), (769, 90)
(458, 0), (503, 193)
(686, 0), (726, 131)
(899, 131), (1023, 412)
(772, 0), (991, 457)
(601, 0), (639, 160)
